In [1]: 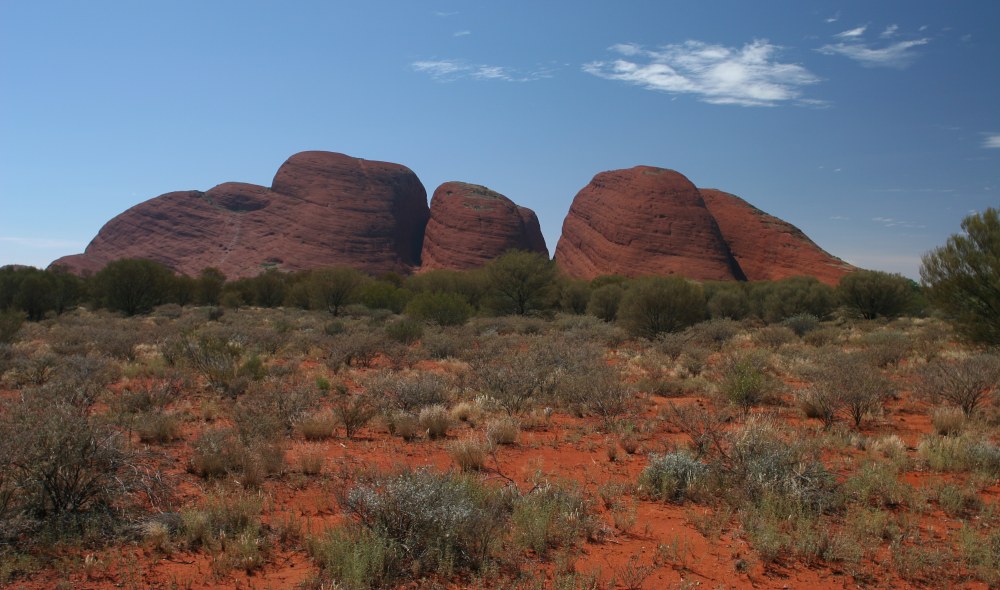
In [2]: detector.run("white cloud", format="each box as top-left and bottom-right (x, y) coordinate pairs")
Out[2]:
(435, 11), (458, 17)
(836, 25), (868, 39)
(871, 217), (926, 229)
(453, 30), (471, 37)
(583, 40), (820, 107)
(825, 11), (840, 23)
(818, 37), (930, 68)
(880, 24), (899, 38)
(983, 134), (1000, 149)
(412, 59), (550, 82)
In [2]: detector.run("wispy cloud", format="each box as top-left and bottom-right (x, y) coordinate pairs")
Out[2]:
(825, 11), (840, 24)
(983, 133), (1000, 149)
(872, 216), (926, 229)
(453, 30), (471, 37)
(412, 59), (551, 82)
(434, 11), (458, 17)
(0, 236), (85, 249)
(819, 25), (930, 68)
(835, 25), (868, 39)
(880, 24), (899, 38)
(583, 40), (820, 107)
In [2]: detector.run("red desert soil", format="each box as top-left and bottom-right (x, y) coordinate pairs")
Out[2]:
(8, 331), (996, 590)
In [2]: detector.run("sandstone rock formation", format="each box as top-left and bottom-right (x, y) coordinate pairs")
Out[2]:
(420, 182), (547, 271)
(554, 165), (855, 284)
(554, 166), (745, 281)
(52, 151), (429, 279)
(699, 189), (854, 285)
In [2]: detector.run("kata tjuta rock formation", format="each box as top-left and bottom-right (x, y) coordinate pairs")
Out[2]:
(699, 188), (855, 285)
(52, 151), (429, 279)
(420, 182), (547, 271)
(553, 166), (854, 285)
(554, 166), (746, 281)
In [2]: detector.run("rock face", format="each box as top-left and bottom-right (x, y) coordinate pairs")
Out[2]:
(420, 182), (547, 270)
(554, 166), (745, 281)
(554, 165), (855, 284)
(699, 189), (854, 285)
(52, 152), (429, 279)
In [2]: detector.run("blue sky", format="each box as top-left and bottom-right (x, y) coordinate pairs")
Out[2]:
(1, 1), (997, 279)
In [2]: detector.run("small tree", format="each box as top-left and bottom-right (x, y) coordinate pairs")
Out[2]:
(309, 267), (364, 315)
(837, 269), (915, 319)
(617, 276), (705, 338)
(484, 250), (556, 315)
(921, 207), (1000, 344)
(917, 353), (1000, 416)
(93, 258), (174, 315)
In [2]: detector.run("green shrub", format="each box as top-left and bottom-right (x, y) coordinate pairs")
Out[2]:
(512, 481), (594, 555)
(782, 313), (819, 336)
(586, 283), (625, 322)
(0, 310), (24, 344)
(385, 317), (424, 344)
(719, 350), (776, 411)
(93, 258), (175, 315)
(638, 451), (708, 502)
(405, 291), (473, 326)
(341, 469), (511, 576)
(484, 250), (557, 315)
(617, 276), (706, 338)
(920, 207), (1000, 344)
(837, 270), (916, 319)
(749, 276), (835, 323)
(307, 525), (401, 590)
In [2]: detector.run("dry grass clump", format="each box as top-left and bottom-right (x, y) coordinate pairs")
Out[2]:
(486, 416), (521, 446)
(418, 404), (451, 439)
(448, 437), (492, 472)
(298, 410), (338, 441)
(930, 406), (966, 436)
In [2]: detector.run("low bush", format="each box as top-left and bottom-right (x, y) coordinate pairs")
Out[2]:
(512, 480), (595, 555)
(638, 451), (708, 502)
(917, 353), (1000, 417)
(719, 350), (777, 412)
(418, 405), (451, 439)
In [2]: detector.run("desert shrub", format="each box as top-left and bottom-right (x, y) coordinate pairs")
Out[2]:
(448, 437), (491, 472)
(749, 276), (835, 323)
(364, 370), (450, 413)
(512, 480), (594, 555)
(718, 418), (838, 514)
(861, 330), (910, 367)
(405, 291), (473, 326)
(753, 325), (797, 349)
(328, 329), (386, 369)
(0, 310), (24, 344)
(420, 327), (473, 359)
(384, 410), (420, 441)
(93, 258), (175, 315)
(930, 406), (966, 436)
(719, 350), (777, 411)
(341, 469), (512, 577)
(180, 490), (269, 574)
(617, 276), (706, 338)
(705, 282), (750, 320)
(299, 411), (338, 441)
(837, 270), (916, 319)
(331, 386), (379, 439)
(918, 434), (1000, 476)
(920, 207), (1000, 344)
(136, 411), (183, 443)
(958, 525), (1000, 586)
(484, 250), (557, 315)
(782, 313), (819, 336)
(358, 281), (411, 314)
(685, 318), (742, 350)
(234, 384), (319, 437)
(677, 347), (710, 377)
(795, 388), (839, 429)
(179, 334), (263, 397)
(916, 353), (1000, 416)
(557, 366), (636, 431)
(804, 351), (893, 428)
(305, 267), (364, 316)
(803, 326), (840, 347)
(638, 451), (708, 502)
(308, 525), (401, 590)
(0, 394), (161, 541)
(586, 283), (625, 322)
(558, 279), (591, 314)
(845, 461), (912, 508)
(659, 402), (732, 458)
(418, 404), (451, 439)
(385, 317), (423, 345)
(485, 417), (520, 446)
